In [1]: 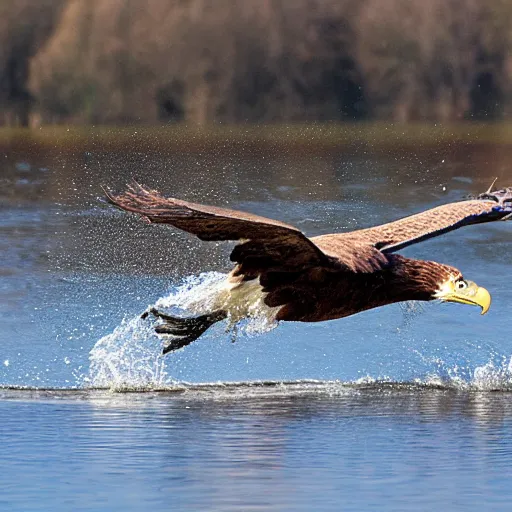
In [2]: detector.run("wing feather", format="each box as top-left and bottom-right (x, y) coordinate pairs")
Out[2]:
(341, 187), (512, 253)
(105, 183), (331, 273)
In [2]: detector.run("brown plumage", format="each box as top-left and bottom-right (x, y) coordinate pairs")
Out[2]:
(105, 183), (511, 353)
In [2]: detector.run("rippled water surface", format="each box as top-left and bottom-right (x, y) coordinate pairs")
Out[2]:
(1, 125), (512, 510)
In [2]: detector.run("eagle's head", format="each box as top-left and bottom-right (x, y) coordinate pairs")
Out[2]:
(396, 258), (491, 315)
(434, 272), (491, 315)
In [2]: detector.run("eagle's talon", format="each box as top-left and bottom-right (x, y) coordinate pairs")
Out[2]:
(141, 307), (161, 320)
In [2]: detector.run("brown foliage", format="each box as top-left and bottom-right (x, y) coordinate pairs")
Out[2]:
(29, 0), (367, 124)
(357, 0), (512, 121)
(0, 0), (67, 125)
(0, 0), (511, 124)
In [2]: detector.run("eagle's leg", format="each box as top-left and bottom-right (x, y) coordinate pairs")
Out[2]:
(144, 308), (228, 354)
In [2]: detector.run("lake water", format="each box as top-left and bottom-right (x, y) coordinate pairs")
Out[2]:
(1, 124), (512, 510)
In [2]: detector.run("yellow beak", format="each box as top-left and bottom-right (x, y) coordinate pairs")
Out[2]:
(440, 282), (491, 315)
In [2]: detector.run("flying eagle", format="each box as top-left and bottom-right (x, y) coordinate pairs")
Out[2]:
(105, 183), (512, 354)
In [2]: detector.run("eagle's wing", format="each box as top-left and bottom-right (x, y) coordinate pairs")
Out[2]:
(351, 187), (512, 253)
(105, 183), (333, 276)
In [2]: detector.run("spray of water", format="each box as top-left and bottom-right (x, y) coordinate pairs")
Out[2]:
(87, 272), (277, 390)
(86, 271), (512, 392)
(419, 355), (512, 391)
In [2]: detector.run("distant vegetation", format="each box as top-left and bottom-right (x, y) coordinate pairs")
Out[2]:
(1, 0), (511, 125)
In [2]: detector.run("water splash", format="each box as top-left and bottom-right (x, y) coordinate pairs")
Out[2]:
(88, 315), (168, 390)
(470, 356), (512, 390)
(156, 272), (278, 334)
(415, 351), (512, 391)
(154, 272), (227, 313)
(87, 271), (512, 392)
(88, 272), (277, 389)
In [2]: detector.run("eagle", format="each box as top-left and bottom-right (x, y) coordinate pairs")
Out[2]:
(105, 183), (512, 355)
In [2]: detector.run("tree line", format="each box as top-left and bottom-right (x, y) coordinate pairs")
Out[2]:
(1, 0), (511, 126)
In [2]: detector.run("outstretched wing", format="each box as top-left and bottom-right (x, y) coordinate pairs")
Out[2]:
(348, 186), (512, 253)
(105, 183), (332, 276)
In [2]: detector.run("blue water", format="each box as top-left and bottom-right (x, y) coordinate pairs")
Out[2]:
(1, 126), (512, 510)
(2, 385), (512, 512)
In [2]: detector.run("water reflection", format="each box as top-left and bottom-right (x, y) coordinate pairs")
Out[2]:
(5, 383), (512, 423)
(2, 125), (512, 206)
(2, 387), (512, 511)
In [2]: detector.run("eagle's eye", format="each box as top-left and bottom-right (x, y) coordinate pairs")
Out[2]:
(456, 280), (468, 290)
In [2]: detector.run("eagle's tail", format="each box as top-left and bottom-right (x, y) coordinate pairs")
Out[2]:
(142, 308), (227, 354)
